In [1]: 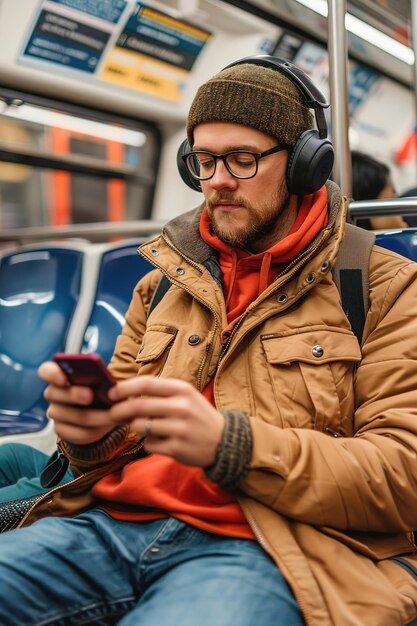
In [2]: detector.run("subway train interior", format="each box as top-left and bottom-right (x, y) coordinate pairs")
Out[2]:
(1, 0), (417, 450)
(1, 0), (417, 538)
(4, 1), (417, 624)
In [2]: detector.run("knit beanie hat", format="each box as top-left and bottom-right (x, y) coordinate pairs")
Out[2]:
(187, 63), (314, 148)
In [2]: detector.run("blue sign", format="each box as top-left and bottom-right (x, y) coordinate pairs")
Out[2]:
(49, 0), (127, 24)
(349, 65), (380, 114)
(116, 2), (211, 71)
(22, 9), (110, 73)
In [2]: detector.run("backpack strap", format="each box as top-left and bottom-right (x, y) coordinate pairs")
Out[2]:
(147, 274), (171, 318)
(332, 223), (375, 343)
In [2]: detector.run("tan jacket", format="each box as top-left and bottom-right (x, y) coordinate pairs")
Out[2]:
(23, 181), (417, 625)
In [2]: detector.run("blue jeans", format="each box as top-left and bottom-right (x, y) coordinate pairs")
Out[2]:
(0, 510), (304, 626)
(0, 443), (74, 502)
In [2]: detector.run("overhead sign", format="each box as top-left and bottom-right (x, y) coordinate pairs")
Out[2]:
(20, 0), (127, 73)
(19, 0), (211, 102)
(46, 0), (127, 24)
(100, 2), (212, 101)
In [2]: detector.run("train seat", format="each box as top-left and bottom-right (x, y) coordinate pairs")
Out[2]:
(0, 238), (154, 453)
(375, 228), (417, 262)
(0, 243), (87, 453)
(77, 240), (153, 366)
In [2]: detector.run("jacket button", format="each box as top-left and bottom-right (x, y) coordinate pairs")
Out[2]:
(188, 335), (201, 345)
(175, 267), (185, 276)
(312, 344), (324, 358)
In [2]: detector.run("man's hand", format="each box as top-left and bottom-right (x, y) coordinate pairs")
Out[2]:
(39, 364), (225, 467)
(38, 362), (116, 445)
(108, 376), (225, 467)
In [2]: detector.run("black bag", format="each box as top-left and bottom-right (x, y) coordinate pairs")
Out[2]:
(0, 438), (146, 532)
(0, 449), (70, 533)
(0, 494), (43, 532)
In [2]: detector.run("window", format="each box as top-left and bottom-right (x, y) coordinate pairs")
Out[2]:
(0, 89), (160, 231)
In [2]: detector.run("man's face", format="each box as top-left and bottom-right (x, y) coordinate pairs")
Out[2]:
(193, 122), (293, 252)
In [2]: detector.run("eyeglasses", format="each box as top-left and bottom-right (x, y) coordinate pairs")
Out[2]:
(181, 144), (288, 181)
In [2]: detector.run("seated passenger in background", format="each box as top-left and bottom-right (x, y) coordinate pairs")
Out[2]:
(351, 149), (407, 230)
(400, 186), (417, 227)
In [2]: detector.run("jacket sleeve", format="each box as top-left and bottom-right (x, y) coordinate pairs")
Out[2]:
(239, 251), (417, 533)
(58, 268), (162, 474)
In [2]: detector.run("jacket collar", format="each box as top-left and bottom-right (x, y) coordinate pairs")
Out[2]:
(161, 180), (346, 270)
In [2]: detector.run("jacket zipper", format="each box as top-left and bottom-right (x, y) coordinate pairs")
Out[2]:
(18, 441), (145, 527)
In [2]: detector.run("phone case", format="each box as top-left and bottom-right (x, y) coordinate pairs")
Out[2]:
(53, 353), (116, 409)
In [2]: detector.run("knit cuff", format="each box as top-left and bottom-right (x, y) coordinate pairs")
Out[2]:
(59, 425), (134, 465)
(204, 409), (252, 491)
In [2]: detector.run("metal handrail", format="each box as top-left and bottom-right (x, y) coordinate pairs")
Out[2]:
(0, 220), (166, 244)
(328, 0), (352, 197)
(3, 199), (417, 245)
(348, 198), (417, 221)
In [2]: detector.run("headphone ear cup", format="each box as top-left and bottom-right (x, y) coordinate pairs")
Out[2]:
(286, 130), (334, 196)
(177, 139), (202, 192)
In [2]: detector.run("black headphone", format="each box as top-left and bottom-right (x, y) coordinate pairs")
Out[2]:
(177, 55), (334, 196)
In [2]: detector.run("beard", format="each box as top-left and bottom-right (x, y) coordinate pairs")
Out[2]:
(205, 178), (290, 249)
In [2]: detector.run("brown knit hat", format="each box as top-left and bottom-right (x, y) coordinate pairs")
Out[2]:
(187, 63), (313, 148)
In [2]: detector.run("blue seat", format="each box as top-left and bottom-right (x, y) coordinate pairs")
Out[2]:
(80, 242), (153, 365)
(376, 229), (417, 262)
(0, 245), (84, 442)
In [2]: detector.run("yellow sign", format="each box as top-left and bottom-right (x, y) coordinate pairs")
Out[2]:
(100, 2), (211, 102)
(101, 48), (189, 102)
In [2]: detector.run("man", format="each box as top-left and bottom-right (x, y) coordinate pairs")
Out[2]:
(1, 58), (417, 626)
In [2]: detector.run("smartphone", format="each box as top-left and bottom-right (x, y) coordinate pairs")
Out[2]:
(53, 353), (116, 409)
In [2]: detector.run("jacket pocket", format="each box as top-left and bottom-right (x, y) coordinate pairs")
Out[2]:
(261, 327), (361, 432)
(136, 325), (177, 376)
